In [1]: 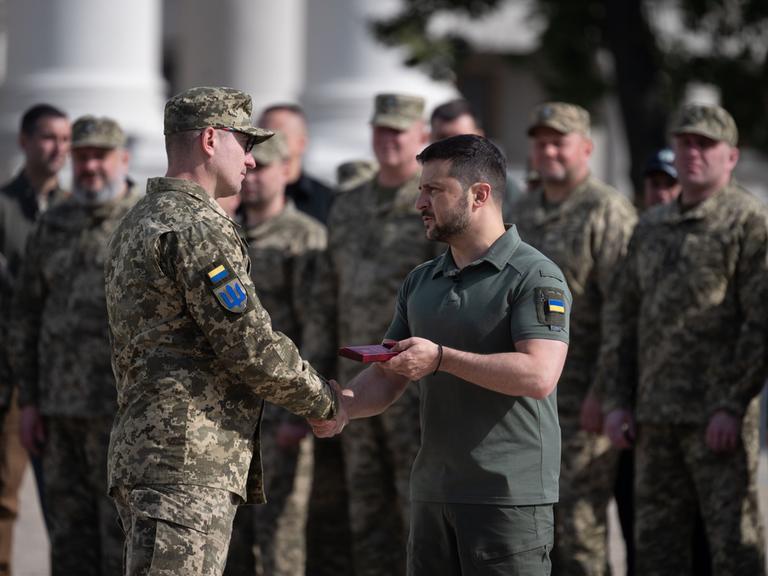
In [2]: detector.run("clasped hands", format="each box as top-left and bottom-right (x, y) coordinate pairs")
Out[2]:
(308, 338), (442, 438)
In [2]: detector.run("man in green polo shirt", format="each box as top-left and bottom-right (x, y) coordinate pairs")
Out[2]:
(312, 134), (571, 575)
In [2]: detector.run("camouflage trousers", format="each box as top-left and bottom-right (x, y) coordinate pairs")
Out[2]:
(551, 418), (619, 576)
(635, 411), (765, 576)
(113, 484), (240, 576)
(43, 415), (123, 576)
(341, 384), (420, 576)
(224, 424), (313, 575)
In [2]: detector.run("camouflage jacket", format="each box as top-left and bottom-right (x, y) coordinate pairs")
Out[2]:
(105, 177), (336, 502)
(303, 171), (443, 384)
(0, 171), (68, 408)
(10, 185), (138, 416)
(597, 184), (768, 424)
(244, 200), (326, 427)
(511, 176), (637, 416)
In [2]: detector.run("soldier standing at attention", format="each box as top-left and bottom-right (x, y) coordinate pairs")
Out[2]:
(258, 104), (333, 224)
(105, 87), (346, 576)
(511, 102), (637, 575)
(0, 104), (70, 574)
(311, 134), (571, 576)
(223, 132), (326, 576)
(10, 116), (135, 575)
(303, 93), (436, 576)
(601, 103), (768, 575)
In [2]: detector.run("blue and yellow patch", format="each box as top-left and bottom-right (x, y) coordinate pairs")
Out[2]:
(204, 260), (252, 314)
(547, 298), (565, 314)
(207, 264), (229, 284)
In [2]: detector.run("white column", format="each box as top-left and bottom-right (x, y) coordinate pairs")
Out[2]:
(174, 0), (305, 117)
(302, 0), (457, 182)
(0, 0), (166, 184)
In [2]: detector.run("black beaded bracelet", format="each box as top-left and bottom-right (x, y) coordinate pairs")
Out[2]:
(432, 343), (443, 376)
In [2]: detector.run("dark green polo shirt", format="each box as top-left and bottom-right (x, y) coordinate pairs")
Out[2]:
(385, 226), (571, 505)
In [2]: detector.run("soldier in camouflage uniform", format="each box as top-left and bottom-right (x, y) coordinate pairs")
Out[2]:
(224, 132), (327, 575)
(0, 103), (70, 576)
(511, 102), (637, 576)
(600, 103), (768, 575)
(10, 116), (135, 575)
(303, 93), (437, 576)
(105, 87), (345, 576)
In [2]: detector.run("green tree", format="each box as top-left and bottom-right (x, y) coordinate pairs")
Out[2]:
(373, 0), (768, 198)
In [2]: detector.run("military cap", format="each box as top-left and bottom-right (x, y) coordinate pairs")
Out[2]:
(670, 103), (738, 146)
(71, 115), (125, 149)
(336, 159), (378, 191)
(644, 148), (677, 179)
(164, 86), (273, 144)
(251, 131), (289, 165)
(527, 102), (590, 136)
(371, 93), (425, 130)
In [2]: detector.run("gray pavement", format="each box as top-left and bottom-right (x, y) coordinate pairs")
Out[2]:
(11, 453), (768, 575)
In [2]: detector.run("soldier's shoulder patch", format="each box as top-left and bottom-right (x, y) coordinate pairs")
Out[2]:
(534, 286), (566, 330)
(203, 259), (254, 315)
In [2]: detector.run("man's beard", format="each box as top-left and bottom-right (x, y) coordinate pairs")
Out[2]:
(425, 195), (471, 242)
(73, 174), (125, 205)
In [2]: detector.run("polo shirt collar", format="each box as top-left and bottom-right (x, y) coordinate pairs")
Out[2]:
(432, 225), (522, 278)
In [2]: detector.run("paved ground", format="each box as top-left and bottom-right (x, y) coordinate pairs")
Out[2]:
(12, 453), (768, 575)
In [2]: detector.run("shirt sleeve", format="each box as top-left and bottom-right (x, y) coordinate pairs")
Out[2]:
(158, 223), (337, 420)
(9, 223), (45, 408)
(509, 261), (571, 344)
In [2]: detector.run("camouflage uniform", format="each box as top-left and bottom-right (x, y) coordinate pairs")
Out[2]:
(106, 84), (340, 576)
(513, 103), (637, 576)
(598, 105), (767, 576)
(10, 167), (138, 575)
(225, 134), (328, 576)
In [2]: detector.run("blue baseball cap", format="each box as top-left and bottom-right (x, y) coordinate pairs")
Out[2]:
(644, 148), (677, 180)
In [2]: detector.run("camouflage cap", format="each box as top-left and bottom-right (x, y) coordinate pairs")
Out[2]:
(72, 115), (125, 149)
(527, 102), (590, 136)
(336, 159), (378, 191)
(371, 93), (425, 130)
(164, 86), (273, 144)
(670, 103), (738, 146)
(251, 131), (289, 165)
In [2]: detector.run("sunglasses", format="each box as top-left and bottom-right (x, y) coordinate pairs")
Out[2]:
(217, 127), (257, 153)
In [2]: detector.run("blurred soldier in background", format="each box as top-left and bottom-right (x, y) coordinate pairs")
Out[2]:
(224, 132), (326, 576)
(602, 103), (768, 575)
(430, 98), (524, 218)
(642, 148), (681, 209)
(304, 92), (437, 576)
(0, 103), (70, 576)
(10, 116), (135, 575)
(259, 104), (333, 224)
(512, 102), (637, 576)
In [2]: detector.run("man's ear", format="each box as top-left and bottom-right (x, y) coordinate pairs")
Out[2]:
(470, 182), (492, 207)
(201, 127), (217, 158)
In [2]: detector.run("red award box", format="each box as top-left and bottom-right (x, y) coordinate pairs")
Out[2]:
(338, 341), (399, 363)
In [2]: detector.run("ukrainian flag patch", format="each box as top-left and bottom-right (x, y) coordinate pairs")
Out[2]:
(547, 298), (565, 314)
(207, 264), (229, 284)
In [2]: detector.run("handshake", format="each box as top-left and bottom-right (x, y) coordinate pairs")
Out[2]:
(309, 380), (354, 438)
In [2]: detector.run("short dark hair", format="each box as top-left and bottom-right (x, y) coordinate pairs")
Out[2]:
(20, 104), (67, 136)
(430, 99), (478, 126)
(416, 134), (506, 201)
(260, 103), (305, 120)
